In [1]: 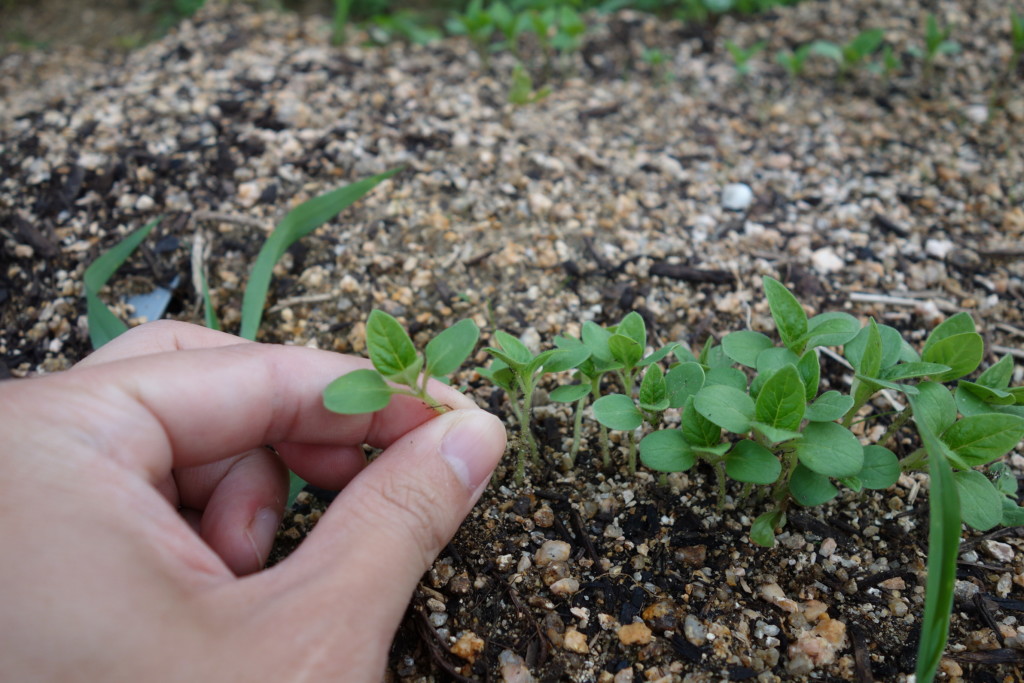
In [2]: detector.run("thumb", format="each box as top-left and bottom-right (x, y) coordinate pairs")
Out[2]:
(270, 407), (506, 643)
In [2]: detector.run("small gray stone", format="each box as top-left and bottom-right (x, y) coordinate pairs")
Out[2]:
(721, 183), (754, 211)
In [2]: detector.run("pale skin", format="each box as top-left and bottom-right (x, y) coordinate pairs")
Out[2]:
(0, 320), (506, 681)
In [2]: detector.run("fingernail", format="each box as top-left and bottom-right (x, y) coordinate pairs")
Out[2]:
(440, 411), (504, 494)
(246, 507), (281, 569)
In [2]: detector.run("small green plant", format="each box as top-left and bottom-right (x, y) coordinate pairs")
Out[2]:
(323, 311), (480, 414)
(908, 13), (960, 91)
(992, 10), (1024, 108)
(508, 63), (551, 105)
(1011, 10), (1024, 75)
(725, 39), (766, 77)
(810, 28), (885, 78)
(775, 44), (811, 78)
(478, 331), (590, 482)
(331, 0), (352, 45)
(446, 0), (498, 68)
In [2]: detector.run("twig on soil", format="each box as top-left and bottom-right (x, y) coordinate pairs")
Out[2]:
(489, 568), (549, 668)
(410, 599), (480, 683)
(847, 291), (959, 312)
(568, 507), (601, 566)
(191, 210), (269, 230)
(267, 292), (337, 313)
(849, 624), (874, 683)
(993, 322), (1024, 338)
(991, 344), (1024, 360)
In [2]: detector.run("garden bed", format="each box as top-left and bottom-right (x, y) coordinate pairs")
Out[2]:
(2, 1), (1024, 680)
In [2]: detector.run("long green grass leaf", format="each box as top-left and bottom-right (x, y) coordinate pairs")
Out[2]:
(908, 393), (962, 683)
(84, 217), (162, 349)
(239, 169), (400, 341)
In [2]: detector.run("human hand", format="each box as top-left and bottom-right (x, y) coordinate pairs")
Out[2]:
(0, 320), (506, 681)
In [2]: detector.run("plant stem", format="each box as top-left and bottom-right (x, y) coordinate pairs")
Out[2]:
(900, 447), (929, 472)
(568, 394), (587, 467)
(599, 424), (611, 469)
(880, 406), (913, 450)
(627, 431), (637, 475)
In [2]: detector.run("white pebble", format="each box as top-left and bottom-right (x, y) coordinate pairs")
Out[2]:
(721, 183), (754, 211)
(811, 247), (844, 273)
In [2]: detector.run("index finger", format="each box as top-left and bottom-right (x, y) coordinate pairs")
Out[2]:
(13, 341), (479, 483)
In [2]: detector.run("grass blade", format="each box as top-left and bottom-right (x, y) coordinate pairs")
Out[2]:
(239, 169), (401, 340)
(909, 393), (962, 683)
(84, 217), (161, 349)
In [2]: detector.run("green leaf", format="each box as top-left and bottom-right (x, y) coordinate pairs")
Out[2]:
(639, 430), (696, 472)
(666, 362), (705, 408)
(681, 397), (721, 448)
(805, 391), (855, 422)
(754, 347), (801, 395)
(639, 364), (668, 411)
(881, 362), (951, 381)
(797, 349), (820, 402)
(476, 360), (515, 392)
(848, 28), (884, 58)
(750, 422), (803, 444)
(809, 39), (844, 64)
(616, 311), (647, 348)
(84, 217), (161, 348)
(763, 276), (808, 353)
(956, 385), (1024, 418)
(860, 445), (900, 489)
(915, 381), (958, 434)
(941, 414), (1024, 467)
(704, 367), (748, 392)
(323, 369), (394, 414)
(581, 321), (615, 363)
(959, 381), (1017, 406)
(953, 469), (1003, 531)
(795, 422), (864, 477)
(673, 345), (699, 365)
(801, 312), (861, 349)
(922, 311), (976, 357)
(1002, 497), (1024, 527)
(857, 319), (883, 377)
(922, 332), (984, 381)
(909, 394), (960, 683)
(609, 333), (643, 368)
(755, 364), (805, 431)
(542, 345), (591, 373)
(845, 322), (904, 371)
(593, 394), (643, 431)
(750, 509), (786, 547)
(839, 475), (863, 492)
(425, 319), (480, 378)
(638, 343), (680, 367)
(240, 169), (399, 340)
(853, 373), (920, 395)
(725, 440), (781, 484)
(789, 464), (838, 506)
(549, 383), (592, 403)
(366, 310), (419, 382)
(721, 330), (773, 368)
(976, 355), (1014, 390)
(704, 343), (733, 369)
(694, 384), (755, 434)
(492, 330), (533, 366)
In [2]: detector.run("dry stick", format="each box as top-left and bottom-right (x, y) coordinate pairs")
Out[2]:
(847, 291), (959, 312)
(191, 209), (269, 230)
(993, 322), (1024, 338)
(991, 344), (1024, 360)
(267, 292), (338, 313)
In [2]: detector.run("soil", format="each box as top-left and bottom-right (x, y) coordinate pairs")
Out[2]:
(3, 0), (1024, 681)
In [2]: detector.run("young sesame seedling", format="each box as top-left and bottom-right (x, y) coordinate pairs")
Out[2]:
(323, 310), (480, 415)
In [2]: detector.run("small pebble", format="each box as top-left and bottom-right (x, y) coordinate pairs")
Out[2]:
(618, 622), (654, 645)
(535, 540), (571, 566)
(721, 183), (754, 211)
